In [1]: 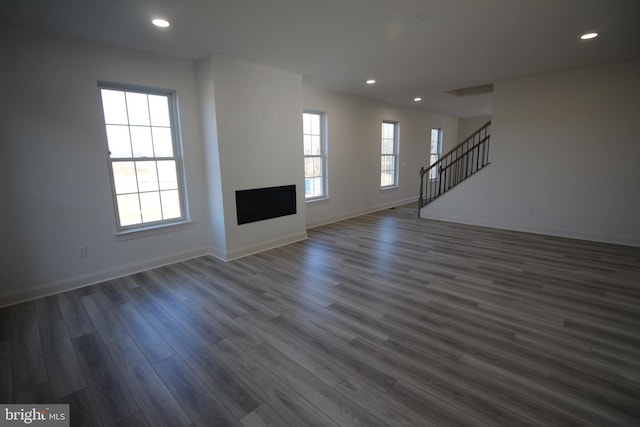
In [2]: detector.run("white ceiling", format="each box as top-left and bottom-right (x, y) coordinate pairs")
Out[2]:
(2, 0), (639, 117)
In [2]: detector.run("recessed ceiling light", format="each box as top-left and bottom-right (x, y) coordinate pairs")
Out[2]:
(366, 79), (376, 85)
(413, 97), (422, 102)
(580, 32), (598, 40)
(152, 18), (170, 28)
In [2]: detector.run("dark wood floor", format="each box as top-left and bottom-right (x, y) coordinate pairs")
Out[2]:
(2, 204), (640, 426)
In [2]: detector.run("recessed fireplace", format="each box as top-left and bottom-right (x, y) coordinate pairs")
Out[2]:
(235, 185), (297, 225)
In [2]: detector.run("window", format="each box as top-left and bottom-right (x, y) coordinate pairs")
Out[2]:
(99, 84), (186, 231)
(429, 128), (443, 180)
(303, 112), (327, 199)
(380, 121), (399, 188)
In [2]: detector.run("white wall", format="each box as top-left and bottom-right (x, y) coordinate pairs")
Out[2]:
(457, 115), (491, 142)
(195, 56), (227, 258)
(0, 27), (211, 305)
(204, 55), (308, 259)
(303, 86), (458, 227)
(421, 61), (640, 246)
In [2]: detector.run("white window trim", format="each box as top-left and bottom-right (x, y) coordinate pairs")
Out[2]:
(98, 81), (189, 235)
(113, 220), (193, 241)
(380, 120), (399, 189)
(429, 128), (443, 181)
(303, 111), (328, 201)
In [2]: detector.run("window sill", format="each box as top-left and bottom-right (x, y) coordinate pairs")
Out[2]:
(114, 220), (193, 241)
(380, 185), (399, 191)
(305, 196), (329, 203)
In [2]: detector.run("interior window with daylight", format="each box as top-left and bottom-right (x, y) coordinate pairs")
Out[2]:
(380, 121), (398, 188)
(99, 85), (186, 231)
(303, 112), (327, 199)
(430, 128), (443, 180)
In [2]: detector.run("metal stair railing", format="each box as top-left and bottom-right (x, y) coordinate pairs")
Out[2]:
(418, 121), (491, 214)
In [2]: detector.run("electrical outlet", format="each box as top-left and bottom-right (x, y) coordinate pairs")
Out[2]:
(77, 245), (88, 258)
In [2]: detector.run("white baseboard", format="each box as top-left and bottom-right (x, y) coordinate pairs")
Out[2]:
(0, 246), (211, 308)
(1, 198), (424, 307)
(221, 231), (309, 261)
(420, 210), (640, 248)
(307, 196), (418, 229)
(209, 245), (228, 261)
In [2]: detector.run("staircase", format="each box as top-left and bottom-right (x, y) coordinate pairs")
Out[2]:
(418, 121), (491, 214)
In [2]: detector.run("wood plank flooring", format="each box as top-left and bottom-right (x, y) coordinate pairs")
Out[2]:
(1, 204), (640, 426)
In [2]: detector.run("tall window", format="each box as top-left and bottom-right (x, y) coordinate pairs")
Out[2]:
(99, 84), (186, 231)
(429, 128), (443, 180)
(303, 112), (327, 199)
(380, 121), (399, 188)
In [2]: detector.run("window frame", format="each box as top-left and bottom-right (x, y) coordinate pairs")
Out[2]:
(302, 111), (328, 201)
(380, 120), (399, 189)
(429, 128), (443, 180)
(98, 82), (189, 235)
